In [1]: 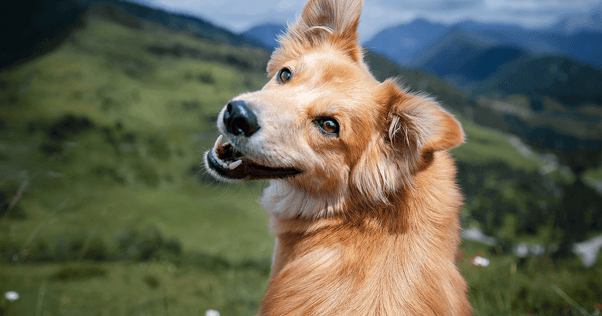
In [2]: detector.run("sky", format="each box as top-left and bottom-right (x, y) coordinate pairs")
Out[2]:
(129, 0), (602, 42)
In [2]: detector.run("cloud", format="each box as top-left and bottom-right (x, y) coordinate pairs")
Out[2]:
(377, 0), (485, 12)
(487, 0), (601, 10)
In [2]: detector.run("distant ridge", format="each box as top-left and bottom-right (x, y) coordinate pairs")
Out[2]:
(364, 19), (447, 65)
(365, 16), (602, 69)
(242, 23), (286, 50)
(409, 26), (503, 79)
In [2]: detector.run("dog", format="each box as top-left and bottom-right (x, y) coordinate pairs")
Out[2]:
(204, 0), (472, 314)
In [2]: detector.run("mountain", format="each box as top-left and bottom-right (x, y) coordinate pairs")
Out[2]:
(405, 24), (602, 84)
(1, 0), (265, 69)
(242, 23), (286, 50)
(364, 18), (447, 65)
(409, 26), (503, 81)
(545, 31), (602, 68)
(366, 15), (602, 70)
(456, 46), (529, 82)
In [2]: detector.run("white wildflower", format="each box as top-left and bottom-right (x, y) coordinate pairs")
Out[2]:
(206, 309), (221, 316)
(4, 291), (19, 302)
(472, 256), (490, 267)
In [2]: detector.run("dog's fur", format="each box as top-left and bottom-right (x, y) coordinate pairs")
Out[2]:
(204, 0), (472, 314)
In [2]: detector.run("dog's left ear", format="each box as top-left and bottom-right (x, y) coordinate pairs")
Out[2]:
(269, 0), (363, 73)
(383, 80), (465, 169)
(351, 80), (464, 201)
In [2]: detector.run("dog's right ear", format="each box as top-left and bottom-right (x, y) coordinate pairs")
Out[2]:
(268, 0), (364, 75)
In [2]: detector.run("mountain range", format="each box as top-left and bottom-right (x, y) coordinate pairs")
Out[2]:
(364, 10), (602, 69)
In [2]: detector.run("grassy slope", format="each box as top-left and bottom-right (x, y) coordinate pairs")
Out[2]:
(452, 117), (544, 172)
(1, 10), (599, 316)
(0, 13), (274, 315)
(0, 13), (274, 256)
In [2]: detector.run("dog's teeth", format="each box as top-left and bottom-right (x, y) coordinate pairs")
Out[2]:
(211, 150), (226, 168)
(219, 158), (228, 168)
(229, 160), (242, 169)
(210, 135), (242, 171)
(214, 135), (223, 150)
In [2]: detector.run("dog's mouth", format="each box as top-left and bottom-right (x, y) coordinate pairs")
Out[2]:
(206, 135), (302, 181)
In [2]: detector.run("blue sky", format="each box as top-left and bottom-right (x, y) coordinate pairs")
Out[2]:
(130, 0), (602, 42)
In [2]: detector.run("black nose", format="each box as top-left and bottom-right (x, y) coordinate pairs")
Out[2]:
(223, 100), (260, 137)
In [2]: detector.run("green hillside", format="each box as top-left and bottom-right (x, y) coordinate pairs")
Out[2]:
(0, 10), (275, 315)
(474, 55), (602, 107)
(1, 6), (600, 316)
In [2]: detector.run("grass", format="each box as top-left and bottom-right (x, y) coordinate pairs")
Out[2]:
(1, 240), (599, 315)
(460, 240), (602, 316)
(0, 12), (276, 259)
(451, 116), (544, 173)
(0, 9), (599, 316)
(0, 13), (275, 315)
(0, 261), (270, 315)
(3, 183), (273, 260)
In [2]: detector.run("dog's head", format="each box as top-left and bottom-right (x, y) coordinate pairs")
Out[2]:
(205, 0), (464, 217)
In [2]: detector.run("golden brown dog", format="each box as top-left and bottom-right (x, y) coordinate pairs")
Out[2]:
(204, 0), (472, 314)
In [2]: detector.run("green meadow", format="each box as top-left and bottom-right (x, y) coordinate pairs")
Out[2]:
(1, 9), (600, 316)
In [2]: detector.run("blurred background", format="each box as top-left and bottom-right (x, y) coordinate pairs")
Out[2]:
(0, 0), (601, 315)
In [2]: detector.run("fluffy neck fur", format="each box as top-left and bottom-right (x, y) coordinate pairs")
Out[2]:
(257, 151), (472, 316)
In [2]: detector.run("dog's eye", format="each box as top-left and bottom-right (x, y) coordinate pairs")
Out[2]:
(278, 68), (292, 84)
(315, 118), (339, 136)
